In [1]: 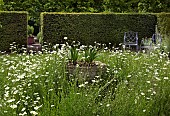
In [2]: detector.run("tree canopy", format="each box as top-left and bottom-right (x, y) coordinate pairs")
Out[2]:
(1, 0), (170, 32)
(2, 0), (170, 13)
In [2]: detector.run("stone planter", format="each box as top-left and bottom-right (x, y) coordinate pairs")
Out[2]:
(27, 36), (42, 53)
(67, 61), (106, 81)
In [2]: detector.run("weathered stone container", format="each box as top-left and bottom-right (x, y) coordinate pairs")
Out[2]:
(67, 61), (106, 81)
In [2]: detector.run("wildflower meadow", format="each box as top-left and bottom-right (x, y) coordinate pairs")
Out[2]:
(0, 42), (170, 116)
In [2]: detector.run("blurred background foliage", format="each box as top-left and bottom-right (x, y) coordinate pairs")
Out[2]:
(0, 0), (170, 35)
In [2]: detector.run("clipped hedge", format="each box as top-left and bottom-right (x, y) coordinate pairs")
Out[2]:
(157, 13), (170, 38)
(0, 11), (27, 51)
(41, 13), (157, 46)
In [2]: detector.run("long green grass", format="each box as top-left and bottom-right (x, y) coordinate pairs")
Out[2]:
(0, 44), (170, 116)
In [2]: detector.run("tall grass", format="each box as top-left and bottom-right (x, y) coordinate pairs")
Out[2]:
(0, 44), (170, 116)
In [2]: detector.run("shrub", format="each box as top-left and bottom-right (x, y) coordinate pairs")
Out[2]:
(40, 13), (157, 47)
(0, 11), (27, 52)
(157, 13), (170, 38)
(27, 25), (34, 37)
(37, 32), (43, 43)
(157, 13), (170, 52)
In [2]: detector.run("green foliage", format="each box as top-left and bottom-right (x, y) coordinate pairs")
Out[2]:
(0, 46), (170, 115)
(37, 32), (43, 43)
(2, 0), (170, 27)
(84, 46), (98, 63)
(137, 0), (170, 13)
(0, 11), (27, 51)
(157, 13), (170, 38)
(41, 13), (157, 46)
(0, 0), (4, 11)
(164, 37), (170, 53)
(69, 45), (79, 65)
(157, 13), (170, 52)
(27, 25), (34, 37)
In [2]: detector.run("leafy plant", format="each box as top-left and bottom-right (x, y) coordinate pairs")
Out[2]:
(164, 36), (170, 53)
(69, 45), (79, 65)
(27, 25), (34, 37)
(84, 46), (98, 63)
(37, 32), (43, 43)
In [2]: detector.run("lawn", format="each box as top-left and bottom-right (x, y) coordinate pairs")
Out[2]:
(0, 43), (170, 116)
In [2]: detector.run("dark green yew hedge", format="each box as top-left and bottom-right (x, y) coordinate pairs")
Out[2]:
(41, 13), (157, 46)
(0, 12), (169, 51)
(0, 11), (27, 51)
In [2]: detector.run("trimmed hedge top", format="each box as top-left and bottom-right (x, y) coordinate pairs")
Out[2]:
(0, 11), (28, 51)
(41, 12), (157, 46)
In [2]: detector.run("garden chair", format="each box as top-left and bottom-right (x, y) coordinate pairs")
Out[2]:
(123, 31), (138, 51)
(140, 33), (162, 51)
(152, 33), (162, 45)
